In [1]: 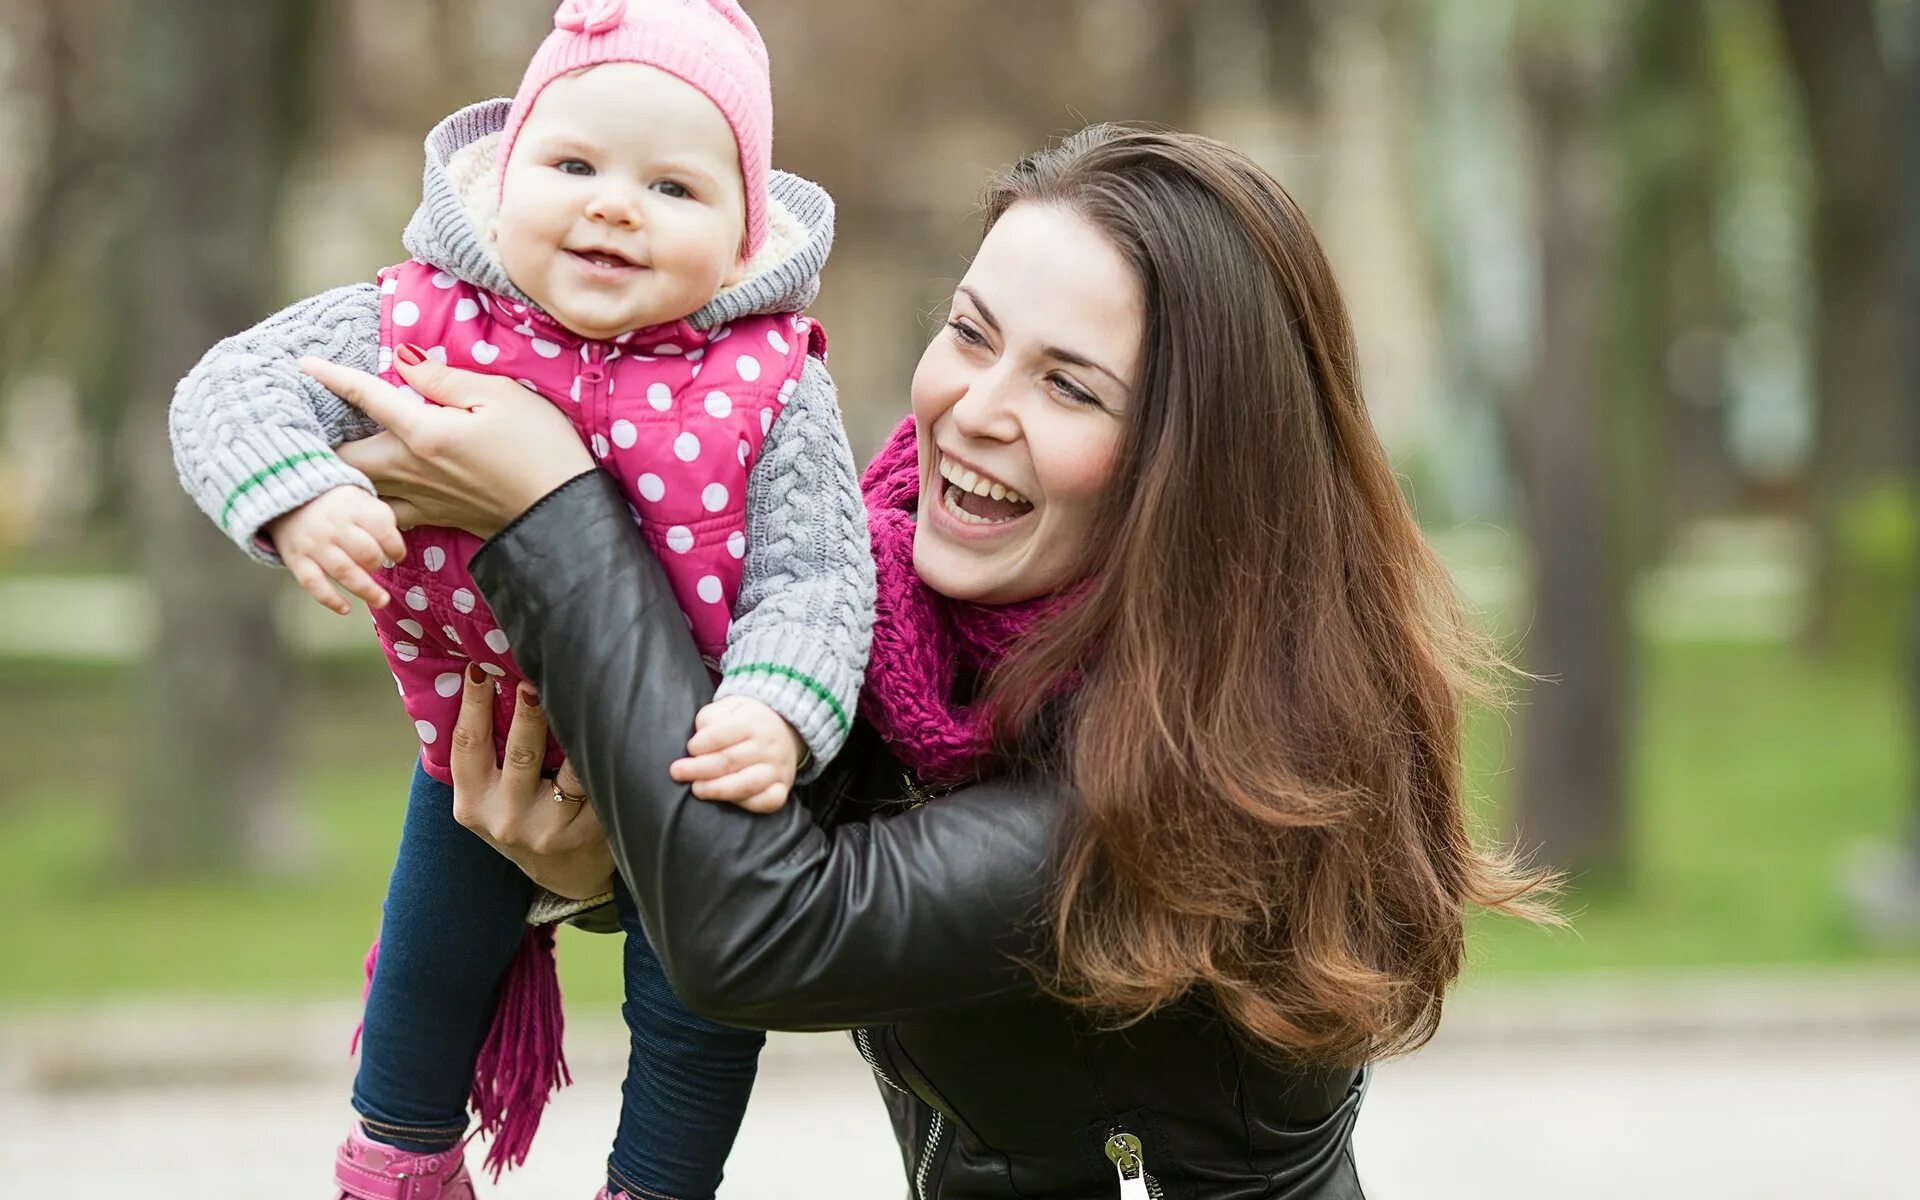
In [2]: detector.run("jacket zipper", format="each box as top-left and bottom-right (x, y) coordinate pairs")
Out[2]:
(914, 1109), (947, 1200)
(851, 1027), (908, 1093)
(1104, 1130), (1164, 1200)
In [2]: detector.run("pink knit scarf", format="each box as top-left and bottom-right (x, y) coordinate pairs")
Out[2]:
(857, 417), (1071, 785)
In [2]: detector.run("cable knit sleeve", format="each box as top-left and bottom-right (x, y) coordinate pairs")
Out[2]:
(714, 354), (875, 778)
(167, 282), (386, 564)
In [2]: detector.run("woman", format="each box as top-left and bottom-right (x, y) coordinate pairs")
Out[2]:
(311, 125), (1551, 1199)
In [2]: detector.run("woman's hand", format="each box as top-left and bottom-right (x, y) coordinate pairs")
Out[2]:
(299, 350), (594, 539)
(448, 665), (615, 901)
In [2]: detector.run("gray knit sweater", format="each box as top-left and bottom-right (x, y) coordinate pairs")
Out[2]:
(169, 100), (873, 772)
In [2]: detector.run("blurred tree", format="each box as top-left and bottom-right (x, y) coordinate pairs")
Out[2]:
(1511, 5), (1633, 874)
(111, 0), (322, 875)
(1611, 0), (1738, 563)
(1843, 2), (1920, 941)
(1771, 0), (1912, 650)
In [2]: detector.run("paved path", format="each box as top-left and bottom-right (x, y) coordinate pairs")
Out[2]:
(4, 1026), (1914, 1198)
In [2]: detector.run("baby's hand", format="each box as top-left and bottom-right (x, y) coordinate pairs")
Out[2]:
(266, 485), (407, 615)
(672, 696), (805, 814)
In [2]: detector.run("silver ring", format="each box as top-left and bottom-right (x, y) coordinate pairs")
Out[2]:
(552, 784), (584, 805)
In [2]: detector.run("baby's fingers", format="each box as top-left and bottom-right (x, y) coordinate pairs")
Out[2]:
(360, 509), (408, 564)
(288, 553), (352, 616)
(685, 715), (756, 757)
(339, 525), (392, 575)
(669, 749), (738, 783)
(690, 763), (782, 804)
(316, 545), (389, 610)
(734, 782), (791, 815)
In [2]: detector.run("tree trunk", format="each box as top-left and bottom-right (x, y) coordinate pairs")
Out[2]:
(1613, 0), (1738, 563)
(1512, 32), (1633, 875)
(116, 0), (319, 876)
(1771, 0), (1909, 649)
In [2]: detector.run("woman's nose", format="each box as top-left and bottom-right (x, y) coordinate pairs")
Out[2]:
(949, 365), (1021, 441)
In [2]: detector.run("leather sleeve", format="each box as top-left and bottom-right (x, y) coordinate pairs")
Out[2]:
(470, 471), (1054, 1031)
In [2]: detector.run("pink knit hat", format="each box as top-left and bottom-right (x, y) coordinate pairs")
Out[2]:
(498, 0), (773, 256)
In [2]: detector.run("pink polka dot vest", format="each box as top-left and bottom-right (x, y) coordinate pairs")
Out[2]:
(368, 258), (823, 782)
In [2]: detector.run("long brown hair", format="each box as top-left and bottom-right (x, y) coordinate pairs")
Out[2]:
(982, 125), (1555, 1065)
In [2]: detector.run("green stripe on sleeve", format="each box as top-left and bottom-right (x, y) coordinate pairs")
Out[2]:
(722, 662), (851, 733)
(219, 449), (337, 529)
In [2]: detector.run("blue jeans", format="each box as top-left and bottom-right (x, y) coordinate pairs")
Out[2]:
(354, 762), (764, 1199)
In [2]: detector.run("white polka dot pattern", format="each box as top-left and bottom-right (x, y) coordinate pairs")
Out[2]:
(368, 261), (814, 782)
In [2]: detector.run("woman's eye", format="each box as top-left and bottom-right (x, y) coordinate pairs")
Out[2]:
(946, 318), (986, 347)
(1048, 374), (1100, 407)
(556, 159), (594, 176)
(652, 180), (692, 199)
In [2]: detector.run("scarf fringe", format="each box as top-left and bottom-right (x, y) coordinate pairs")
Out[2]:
(348, 924), (571, 1181)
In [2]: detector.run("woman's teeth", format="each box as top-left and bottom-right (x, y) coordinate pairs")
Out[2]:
(937, 454), (1033, 525)
(937, 454), (1026, 505)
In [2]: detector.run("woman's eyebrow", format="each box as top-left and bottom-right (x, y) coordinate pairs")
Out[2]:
(956, 285), (1000, 331)
(956, 284), (1128, 390)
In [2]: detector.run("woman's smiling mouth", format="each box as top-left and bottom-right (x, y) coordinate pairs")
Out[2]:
(936, 451), (1034, 526)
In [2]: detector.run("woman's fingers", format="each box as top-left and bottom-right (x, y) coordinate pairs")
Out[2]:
(334, 430), (407, 481)
(449, 665), (499, 805)
(499, 685), (549, 794)
(554, 759), (588, 804)
(390, 353), (492, 412)
(384, 498), (428, 531)
(298, 357), (422, 439)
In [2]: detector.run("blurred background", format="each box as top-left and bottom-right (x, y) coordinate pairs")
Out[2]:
(1, 0), (1916, 1196)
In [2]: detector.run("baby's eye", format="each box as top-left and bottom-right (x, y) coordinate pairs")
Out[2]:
(652, 180), (692, 200)
(555, 159), (594, 176)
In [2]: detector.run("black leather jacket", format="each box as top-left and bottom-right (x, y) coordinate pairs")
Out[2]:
(471, 472), (1368, 1199)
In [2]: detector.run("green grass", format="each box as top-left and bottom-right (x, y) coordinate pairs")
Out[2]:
(1, 639), (1914, 1008)
(1466, 640), (1917, 974)
(0, 657), (630, 1006)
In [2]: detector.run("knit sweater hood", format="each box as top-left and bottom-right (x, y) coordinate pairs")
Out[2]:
(400, 98), (834, 335)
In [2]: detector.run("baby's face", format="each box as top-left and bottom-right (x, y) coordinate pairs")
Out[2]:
(494, 63), (748, 340)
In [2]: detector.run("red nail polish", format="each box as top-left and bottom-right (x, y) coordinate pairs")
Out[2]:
(468, 663), (486, 685)
(396, 343), (427, 366)
(522, 688), (541, 709)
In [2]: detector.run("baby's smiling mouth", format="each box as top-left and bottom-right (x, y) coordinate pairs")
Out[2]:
(568, 247), (642, 271)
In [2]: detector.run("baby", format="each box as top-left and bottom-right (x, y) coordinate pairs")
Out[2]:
(167, 3), (871, 1198)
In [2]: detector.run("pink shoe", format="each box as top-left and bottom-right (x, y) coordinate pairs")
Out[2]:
(334, 1125), (477, 1200)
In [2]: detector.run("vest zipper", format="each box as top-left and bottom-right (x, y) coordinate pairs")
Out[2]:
(1104, 1129), (1164, 1200)
(578, 343), (606, 430)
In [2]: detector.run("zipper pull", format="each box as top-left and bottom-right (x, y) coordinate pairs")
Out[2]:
(1104, 1131), (1150, 1200)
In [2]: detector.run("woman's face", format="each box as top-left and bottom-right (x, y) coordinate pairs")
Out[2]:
(910, 202), (1141, 604)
